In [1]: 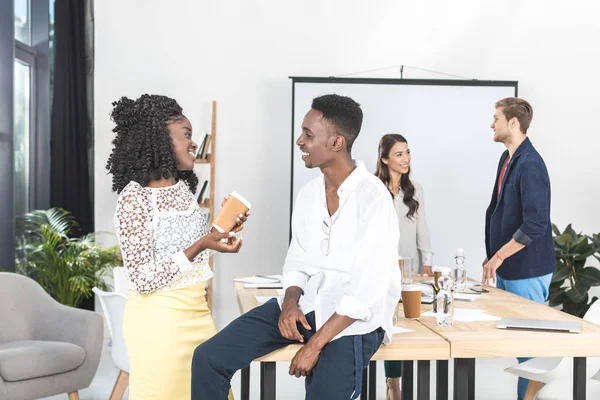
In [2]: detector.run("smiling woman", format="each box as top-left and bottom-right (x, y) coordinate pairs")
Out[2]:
(105, 94), (244, 400)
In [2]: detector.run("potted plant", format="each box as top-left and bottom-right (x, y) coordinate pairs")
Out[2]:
(14, 207), (121, 308)
(548, 224), (600, 317)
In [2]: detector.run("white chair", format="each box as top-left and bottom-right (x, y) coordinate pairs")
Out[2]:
(535, 375), (600, 399)
(112, 266), (129, 297)
(93, 287), (130, 400)
(504, 300), (600, 385)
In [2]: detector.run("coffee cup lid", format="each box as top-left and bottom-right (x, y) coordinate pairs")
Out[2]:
(401, 284), (422, 291)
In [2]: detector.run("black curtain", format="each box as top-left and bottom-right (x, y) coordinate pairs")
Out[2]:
(50, 0), (92, 236)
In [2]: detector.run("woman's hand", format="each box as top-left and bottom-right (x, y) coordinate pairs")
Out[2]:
(220, 197), (250, 233)
(420, 265), (433, 276)
(202, 229), (243, 253)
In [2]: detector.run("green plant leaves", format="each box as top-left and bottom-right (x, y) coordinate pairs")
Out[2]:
(551, 224), (600, 317)
(548, 287), (568, 307)
(552, 264), (571, 283)
(552, 224), (561, 236)
(14, 208), (121, 307)
(579, 267), (600, 287)
(566, 281), (588, 303)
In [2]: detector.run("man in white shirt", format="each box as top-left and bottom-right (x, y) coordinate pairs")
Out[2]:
(191, 94), (401, 400)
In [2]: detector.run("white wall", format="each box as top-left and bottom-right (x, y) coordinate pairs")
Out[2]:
(95, 0), (600, 327)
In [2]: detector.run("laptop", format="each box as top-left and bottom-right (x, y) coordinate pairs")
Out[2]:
(496, 318), (582, 333)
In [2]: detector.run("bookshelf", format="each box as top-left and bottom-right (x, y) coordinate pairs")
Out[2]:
(194, 101), (217, 310)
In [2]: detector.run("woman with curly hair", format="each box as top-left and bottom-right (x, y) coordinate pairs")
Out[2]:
(375, 133), (434, 400)
(107, 94), (243, 399)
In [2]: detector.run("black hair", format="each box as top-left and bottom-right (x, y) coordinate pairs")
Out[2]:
(311, 94), (363, 151)
(106, 94), (198, 194)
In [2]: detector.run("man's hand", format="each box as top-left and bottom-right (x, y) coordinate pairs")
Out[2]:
(482, 256), (502, 286)
(278, 299), (311, 342)
(289, 343), (321, 378)
(482, 257), (489, 268)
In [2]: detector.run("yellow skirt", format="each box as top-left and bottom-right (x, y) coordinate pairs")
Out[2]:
(123, 283), (233, 400)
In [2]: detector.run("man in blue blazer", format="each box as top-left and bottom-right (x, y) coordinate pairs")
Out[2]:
(483, 97), (555, 400)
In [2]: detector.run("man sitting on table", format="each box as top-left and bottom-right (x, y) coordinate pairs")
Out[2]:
(191, 94), (401, 399)
(483, 97), (556, 400)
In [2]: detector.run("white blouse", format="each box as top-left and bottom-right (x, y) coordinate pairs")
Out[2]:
(114, 180), (213, 294)
(393, 181), (434, 268)
(281, 161), (401, 344)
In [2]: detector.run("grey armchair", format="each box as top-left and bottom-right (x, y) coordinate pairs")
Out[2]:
(0, 273), (104, 400)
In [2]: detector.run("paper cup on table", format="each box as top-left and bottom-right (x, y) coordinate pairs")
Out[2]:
(401, 284), (422, 319)
(399, 257), (416, 284)
(212, 190), (252, 233)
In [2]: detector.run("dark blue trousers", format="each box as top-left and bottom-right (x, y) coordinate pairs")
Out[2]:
(191, 298), (384, 399)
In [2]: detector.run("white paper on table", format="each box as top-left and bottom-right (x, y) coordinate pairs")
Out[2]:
(453, 293), (481, 301)
(277, 289), (285, 296)
(388, 326), (415, 334)
(421, 310), (438, 318)
(421, 308), (500, 322)
(234, 275), (282, 284)
(255, 295), (283, 304)
(243, 283), (283, 289)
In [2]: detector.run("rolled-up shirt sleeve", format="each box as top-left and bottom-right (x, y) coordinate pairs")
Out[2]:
(335, 192), (400, 321)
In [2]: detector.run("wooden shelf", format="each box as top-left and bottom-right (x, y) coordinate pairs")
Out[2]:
(205, 101), (217, 312)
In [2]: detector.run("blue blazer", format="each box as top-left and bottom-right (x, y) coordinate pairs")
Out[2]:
(485, 138), (556, 280)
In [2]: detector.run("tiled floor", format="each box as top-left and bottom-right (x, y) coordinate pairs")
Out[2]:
(41, 339), (522, 400)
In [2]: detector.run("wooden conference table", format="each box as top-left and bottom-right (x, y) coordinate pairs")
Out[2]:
(234, 279), (600, 400)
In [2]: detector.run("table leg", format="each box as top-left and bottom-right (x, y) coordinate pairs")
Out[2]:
(417, 360), (430, 400)
(260, 362), (276, 400)
(369, 360), (377, 400)
(436, 360), (448, 400)
(573, 357), (586, 400)
(402, 360), (414, 399)
(241, 366), (250, 400)
(468, 358), (475, 400)
(453, 358), (470, 400)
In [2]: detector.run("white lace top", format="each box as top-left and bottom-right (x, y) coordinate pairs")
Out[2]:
(114, 180), (213, 294)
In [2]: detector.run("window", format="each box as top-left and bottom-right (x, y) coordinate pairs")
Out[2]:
(13, 59), (32, 217)
(12, 0), (51, 217)
(14, 0), (30, 45)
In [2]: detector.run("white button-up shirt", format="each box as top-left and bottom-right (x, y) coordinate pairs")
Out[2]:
(280, 161), (401, 344)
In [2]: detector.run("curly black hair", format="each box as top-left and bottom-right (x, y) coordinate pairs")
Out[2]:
(106, 94), (198, 194)
(311, 94), (363, 151)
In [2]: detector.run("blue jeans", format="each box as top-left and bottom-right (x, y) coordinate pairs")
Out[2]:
(191, 298), (385, 399)
(496, 273), (553, 400)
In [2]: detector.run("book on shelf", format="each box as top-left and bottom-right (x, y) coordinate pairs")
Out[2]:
(197, 180), (209, 205)
(193, 132), (207, 158)
(195, 132), (210, 160)
(199, 134), (211, 160)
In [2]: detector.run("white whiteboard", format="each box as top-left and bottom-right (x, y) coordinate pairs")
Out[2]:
(291, 78), (517, 279)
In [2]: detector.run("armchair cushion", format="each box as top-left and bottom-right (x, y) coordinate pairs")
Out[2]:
(0, 340), (85, 382)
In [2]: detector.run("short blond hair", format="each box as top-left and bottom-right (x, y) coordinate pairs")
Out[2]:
(495, 97), (533, 133)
